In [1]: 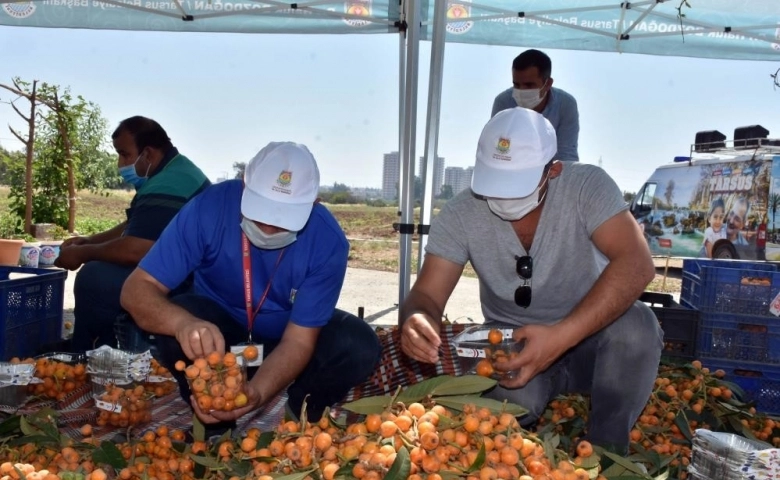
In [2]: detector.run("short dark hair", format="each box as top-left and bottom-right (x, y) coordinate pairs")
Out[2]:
(512, 49), (552, 79)
(112, 116), (173, 152)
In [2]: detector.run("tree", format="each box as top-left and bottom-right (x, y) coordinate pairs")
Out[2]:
(0, 78), (38, 235)
(0, 146), (24, 185)
(331, 182), (350, 194)
(623, 191), (636, 203)
(770, 192), (780, 232)
(232, 161), (246, 179)
(2, 79), (112, 232)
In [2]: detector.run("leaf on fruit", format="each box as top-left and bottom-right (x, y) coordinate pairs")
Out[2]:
(341, 396), (394, 415)
(434, 396), (527, 416)
(92, 441), (128, 470)
(384, 446), (411, 480)
(395, 376), (455, 403)
(428, 375), (497, 397)
(465, 443), (486, 473)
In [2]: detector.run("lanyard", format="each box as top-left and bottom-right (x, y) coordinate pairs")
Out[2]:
(242, 233), (285, 342)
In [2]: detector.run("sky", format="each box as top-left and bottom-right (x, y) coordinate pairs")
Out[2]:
(1, 25), (780, 195)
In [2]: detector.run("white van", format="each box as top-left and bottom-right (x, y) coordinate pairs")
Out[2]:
(630, 126), (780, 261)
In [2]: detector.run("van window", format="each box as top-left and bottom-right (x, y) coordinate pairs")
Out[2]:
(633, 183), (656, 215)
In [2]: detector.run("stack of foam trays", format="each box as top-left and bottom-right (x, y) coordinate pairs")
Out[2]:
(688, 429), (779, 479)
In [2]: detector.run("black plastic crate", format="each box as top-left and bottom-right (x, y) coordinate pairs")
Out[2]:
(641, 293), (698, 360)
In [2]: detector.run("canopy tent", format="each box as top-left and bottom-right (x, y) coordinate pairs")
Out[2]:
(2, 0), (780, 306)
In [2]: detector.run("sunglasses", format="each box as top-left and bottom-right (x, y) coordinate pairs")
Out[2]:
(514, 255), (533, 308)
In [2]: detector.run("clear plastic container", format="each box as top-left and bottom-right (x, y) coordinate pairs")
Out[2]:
(452, 325), (525, 380)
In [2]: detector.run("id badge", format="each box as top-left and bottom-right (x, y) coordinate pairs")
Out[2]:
(231, 343), (263, 367)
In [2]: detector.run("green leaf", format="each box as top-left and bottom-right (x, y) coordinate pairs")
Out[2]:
(19, 416), (40, 436)
(542, 437), (556, 467)
(192, 415), (205, 443)
(92, 441), (128, 470)
(224, 459), (252, 477)
(0, 416), (21, 437)
(341, 396), (394, 415)
(576, 453), (601, 470)
(395, 376), (455, 403)
(273, 469), (316, 480)
(334, 459), (356, 478)
(601, 451), (649, 475)
(428, 376), (497, 397)
(673, 411), (693, 442)
(434, 396), (527, 416)
(8, 435), (58, 447)
(466, 443), (486, 473)
(257, 431), (275, 449)
(191, 454), (221, 469)
(384, 446), (411, 480)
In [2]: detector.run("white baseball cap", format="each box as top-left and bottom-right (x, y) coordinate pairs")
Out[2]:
(241, 142), (320, 231)
(471, 107), (557, 199)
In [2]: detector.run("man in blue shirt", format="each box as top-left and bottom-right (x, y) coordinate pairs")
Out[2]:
(56, 116), (210, 353)
(491, 49), (580, 162)
(121, 142), (381, 425)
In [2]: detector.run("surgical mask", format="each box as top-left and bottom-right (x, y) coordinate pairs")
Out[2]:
(241, 218), (297, 250)
(512, 80), (548, 110)
(119, 152), (150, 189)
(487, 175), (549, 221)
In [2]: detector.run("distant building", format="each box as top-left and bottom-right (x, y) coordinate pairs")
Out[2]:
(417, 155), (445, 198)
(444, 166), (474, 196)
(382, 151), (400, 200)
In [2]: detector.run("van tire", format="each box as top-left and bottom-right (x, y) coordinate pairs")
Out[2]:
(713, 243), (738, 259)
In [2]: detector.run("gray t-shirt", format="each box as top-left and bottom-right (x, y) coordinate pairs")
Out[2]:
(426, 162), (627, 325)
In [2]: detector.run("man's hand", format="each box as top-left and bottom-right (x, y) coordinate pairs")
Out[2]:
(191, 382), (262, 424)
(400, 314), (441, 364)
(61, 236), (90, 248)
(494, 324), (574, 389)
(175, 320), (226, 360)
(54, 246), (85, 270)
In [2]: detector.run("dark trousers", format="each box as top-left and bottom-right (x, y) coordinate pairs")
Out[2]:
(154, 294), (382, 421)
(71, 261), (135, 353)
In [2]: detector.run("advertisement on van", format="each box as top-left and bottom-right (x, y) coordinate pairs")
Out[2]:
(632, 156), (780, 261)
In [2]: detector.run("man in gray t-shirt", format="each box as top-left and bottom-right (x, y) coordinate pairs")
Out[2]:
(399, 107), (662, 455)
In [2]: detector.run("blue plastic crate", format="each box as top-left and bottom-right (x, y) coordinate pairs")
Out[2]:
(681, 259), (778, 310)
(697, 312), (780, 364)
(0, 266), (67, 359)
(699, 267), (780, 315)
(700, 357), (780, 415)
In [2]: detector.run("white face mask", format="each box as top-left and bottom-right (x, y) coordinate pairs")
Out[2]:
(240, 218), (297, 250)
(512, 79), (548, 110)
(487, 174), (549, 221)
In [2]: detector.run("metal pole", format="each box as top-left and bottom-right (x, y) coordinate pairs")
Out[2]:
(397, 0), (421, 308)
(416, 0), (447, 272)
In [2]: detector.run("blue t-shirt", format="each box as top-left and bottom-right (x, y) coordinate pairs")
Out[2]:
(491, 87), (580, 162)
(139, 180), (350, 340)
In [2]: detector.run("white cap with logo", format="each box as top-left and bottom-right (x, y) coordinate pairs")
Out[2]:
(241, 142), (320, 231)
(471, 107), (557, 199)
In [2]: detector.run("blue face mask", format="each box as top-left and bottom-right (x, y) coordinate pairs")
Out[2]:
(119, 152), (149, 189)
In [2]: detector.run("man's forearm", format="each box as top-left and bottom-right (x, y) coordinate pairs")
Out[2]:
(250, 341), (314, 409)
(79, 236), (153, 266)
(556, 257), (654, 348)
(398, 289), (444, 328)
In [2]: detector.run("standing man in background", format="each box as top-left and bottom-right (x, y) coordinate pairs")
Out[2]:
(491, 49), (580, 162)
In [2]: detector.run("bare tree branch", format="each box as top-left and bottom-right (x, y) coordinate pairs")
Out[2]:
(10, 101), (30, 123)
(8, 126), (26, 144)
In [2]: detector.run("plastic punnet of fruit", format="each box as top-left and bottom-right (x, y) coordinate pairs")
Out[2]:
(143, 358), (177, 397)
(94, 383), (154, 427)
(177, 351), (249, 413)
(22, 353), (88, 401)
(452, 326), (525, 380)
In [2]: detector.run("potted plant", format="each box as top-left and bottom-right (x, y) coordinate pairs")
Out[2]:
(0, 213), (25, 266)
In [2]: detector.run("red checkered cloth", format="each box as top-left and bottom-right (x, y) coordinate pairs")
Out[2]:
(13, 324), (469, 440)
